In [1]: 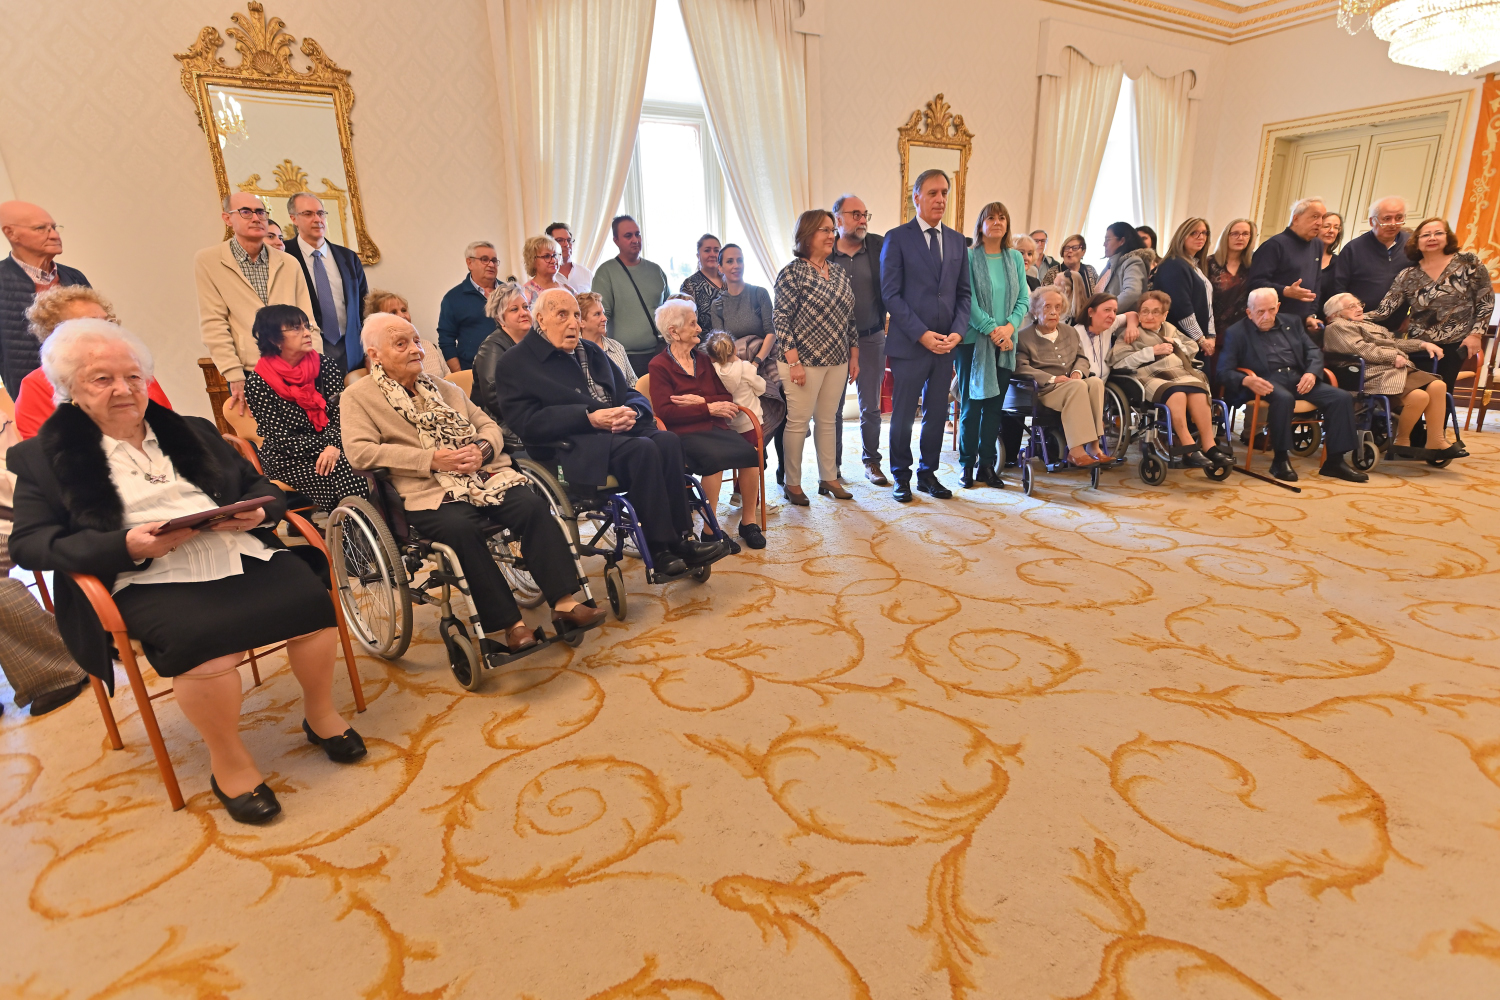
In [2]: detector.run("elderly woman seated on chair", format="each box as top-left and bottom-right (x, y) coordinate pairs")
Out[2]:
(1015, 285), (1108, 466)
(243, 304), (369, 511)
(1323, 292), (1455, 460)
(340, 313), (606, 653)
(1110, 290), (1230, 470)
(6, 319), (363, 826)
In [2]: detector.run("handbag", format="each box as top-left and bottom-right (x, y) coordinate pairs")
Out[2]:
(617, 258), (666, 347)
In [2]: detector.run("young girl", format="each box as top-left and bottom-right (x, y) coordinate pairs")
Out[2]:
(704, 331), (768, 549)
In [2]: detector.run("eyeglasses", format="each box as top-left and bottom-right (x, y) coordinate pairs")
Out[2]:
(842, 210), (873, 222)
(1375, 214), (1406, 224)
(280, 322), (311, 334)
(1062, 244), (1084, 253)
(553, 236), (574, 245)
(294, 209), (329, 220)
(231, 207), (269, 220)
(535, 253), (558, 262)
(815, 226), (837, 235)
(24, 223), (63, 234)
(469, 255), (499, 265)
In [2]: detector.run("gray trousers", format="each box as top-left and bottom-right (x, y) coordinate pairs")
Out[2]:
(835, 330), (887, 469)
(0, 577), (86, 707)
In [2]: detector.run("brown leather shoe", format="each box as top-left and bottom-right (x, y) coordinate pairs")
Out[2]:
(505, 622), (538, 652)
(864, 461), (890, 486)
(817, 480), (853, 499)
(552, 603), (607, 633)
(783, 485), (810, 506)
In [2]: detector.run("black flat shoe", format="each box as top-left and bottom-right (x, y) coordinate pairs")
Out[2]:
(892, 480), (914, 503)
(210, 775), (281, 825)
(1182, 447), (1212, 468)
(672, 537), (728, 566)
(916, 473), (953, 499)
(1269, 455), (1298, 482)
(702, 530), (741, 555)
(1205, 444), (1234, 468)
(737, 522), (766, 549)
(649, 550), (689, 576)
(29, 678), (89, 717)
(1318, 456), (1369, 483)
(303, 719), (368, 763)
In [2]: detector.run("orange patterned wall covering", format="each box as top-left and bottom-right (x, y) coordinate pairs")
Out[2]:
(1457, 72), (1500, 292)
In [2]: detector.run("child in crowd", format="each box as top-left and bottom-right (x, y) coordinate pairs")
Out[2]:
(704, 331), (767, 547)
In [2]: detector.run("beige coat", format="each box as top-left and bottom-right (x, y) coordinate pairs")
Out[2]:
(340, 374), (510, 511)
(1324, 318), (1431, 395)
(1015, 322), (1091, 396)
(195, 240), (319, 383)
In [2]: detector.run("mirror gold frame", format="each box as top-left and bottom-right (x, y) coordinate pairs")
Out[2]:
(898, 94), (974, 234)
(175, 1), (380, 264)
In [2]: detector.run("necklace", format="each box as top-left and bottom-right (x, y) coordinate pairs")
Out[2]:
(121, 445), (170, 485)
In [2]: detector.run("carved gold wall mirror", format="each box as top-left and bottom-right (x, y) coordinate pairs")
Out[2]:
(176, 1), (380, 263)
(898, 94), (974, 234)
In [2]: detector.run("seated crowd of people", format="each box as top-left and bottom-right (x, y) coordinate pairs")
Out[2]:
(0, 177), (1492, 824)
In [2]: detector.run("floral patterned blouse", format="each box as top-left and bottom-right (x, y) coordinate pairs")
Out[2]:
(1366, 251), (1495, 346)
(680, 270), (724, 331)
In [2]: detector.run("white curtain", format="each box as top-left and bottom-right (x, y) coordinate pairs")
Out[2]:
(488, 0), (656, 274)
(679, 0), (809, 280)
(1133, 67), (1195, 246)
(1028, 47), (1123, 245)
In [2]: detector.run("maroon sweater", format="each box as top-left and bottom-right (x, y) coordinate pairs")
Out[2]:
(648, 350), (734, 434)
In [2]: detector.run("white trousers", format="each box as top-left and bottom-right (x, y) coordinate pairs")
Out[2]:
(778, 361), (848, 487)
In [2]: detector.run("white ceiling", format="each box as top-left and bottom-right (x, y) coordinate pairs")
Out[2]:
(1041, 0), (1341, 42)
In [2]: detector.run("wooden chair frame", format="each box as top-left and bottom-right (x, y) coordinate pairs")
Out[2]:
(1233, 366), (1335, 472)
(636, 373), (766, 530)
(76, 508), (366, 811)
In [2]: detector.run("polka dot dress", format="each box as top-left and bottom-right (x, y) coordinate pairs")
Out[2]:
(245, 355), (369, 512)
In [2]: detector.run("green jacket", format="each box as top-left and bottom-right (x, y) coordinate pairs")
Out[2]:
(964, 246), (1027, 370)
(594, 256), (668, 353)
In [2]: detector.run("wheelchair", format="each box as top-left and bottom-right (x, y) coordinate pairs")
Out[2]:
(1003, 376), (1102, 495)
(1326, 352), (1465, 472)
(1107, 372), (1234, 486)
(326, 467), (602, 692)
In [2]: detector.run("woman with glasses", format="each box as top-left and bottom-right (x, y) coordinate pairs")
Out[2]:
(1041, 235), (1097, 323)
(545, 223), (592, 292)
(520, 235), (566, 306)
(1207, 219), (1256, 336)
(470, 282), (532, 449)
(680, 234), (725, 331)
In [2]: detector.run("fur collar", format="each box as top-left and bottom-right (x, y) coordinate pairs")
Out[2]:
(39, 402), (226, 532)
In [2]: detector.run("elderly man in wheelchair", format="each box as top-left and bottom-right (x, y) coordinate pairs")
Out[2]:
(340, 314), (606, 660)
(1217, 287), (1368, 484)
(493, 287), (730, 580)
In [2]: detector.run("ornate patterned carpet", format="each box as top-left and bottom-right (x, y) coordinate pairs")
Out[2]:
(4, 430), (1500, 999)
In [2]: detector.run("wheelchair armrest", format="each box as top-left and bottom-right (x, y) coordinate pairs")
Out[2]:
(527, 440), (576, 452)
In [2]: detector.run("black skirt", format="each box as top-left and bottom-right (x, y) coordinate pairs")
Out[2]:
(679, 426), (759, 476)
(112, 551), (337, 677)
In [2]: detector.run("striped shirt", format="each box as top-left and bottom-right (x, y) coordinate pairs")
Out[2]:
(228, 238), (271, 305)
(772, 258), (856, 367)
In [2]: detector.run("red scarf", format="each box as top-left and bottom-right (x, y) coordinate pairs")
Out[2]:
(254, 352), (328, 431)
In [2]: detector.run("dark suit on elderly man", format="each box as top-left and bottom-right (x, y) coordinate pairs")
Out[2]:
(880, 216), (972, 485)
(1218, 313), (1356, 457)
(491, 330), (693, 548)
(283, 236), (368, 373)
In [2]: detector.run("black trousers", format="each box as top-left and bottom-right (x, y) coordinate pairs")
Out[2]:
(607, 428), (692, 546)
(627, 346), (664, 377)
(405, 488), (578, 632)
(1263, 371), (1356, 456)
(1433, 343), (1469, 393)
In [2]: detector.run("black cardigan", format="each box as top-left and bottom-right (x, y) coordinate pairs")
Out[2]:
(6, 403), (287, 692)
(1151, 257), (1211, 339)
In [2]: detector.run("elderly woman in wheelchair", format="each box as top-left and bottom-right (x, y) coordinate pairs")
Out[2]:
(1014, 286), (1108, 468)
(1322, 292), (1456, 461)
(340, 314), (606, 661)
(8, 319), (364, 825)
(1109, 290), (1231, 473)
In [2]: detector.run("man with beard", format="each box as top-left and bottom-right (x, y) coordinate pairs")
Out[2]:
(828, 193), (889, 485)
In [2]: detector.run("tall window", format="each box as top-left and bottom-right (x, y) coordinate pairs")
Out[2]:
(1081, 75), (1140, 264)
(617, 0), (771, 290)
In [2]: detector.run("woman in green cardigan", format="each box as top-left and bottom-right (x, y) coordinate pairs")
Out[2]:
(957, 201), (1029, 488)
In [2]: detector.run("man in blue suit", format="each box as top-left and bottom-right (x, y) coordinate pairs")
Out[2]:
(283, 192), (368, 375)
(880, 169), (972, 501)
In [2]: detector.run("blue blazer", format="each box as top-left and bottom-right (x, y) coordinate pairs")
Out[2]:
(1216, 314), (1325, 402)
(880, 217), (972, 360)
(284, 237), (368, 371)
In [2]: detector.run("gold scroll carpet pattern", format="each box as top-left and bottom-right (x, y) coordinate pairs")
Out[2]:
(3, 434), (1500, 999)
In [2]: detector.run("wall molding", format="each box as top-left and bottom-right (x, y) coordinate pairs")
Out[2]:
(1039, 0), (1339, 43)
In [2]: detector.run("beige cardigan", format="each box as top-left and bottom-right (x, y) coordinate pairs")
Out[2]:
(340, 373), (510, 511)
(195, 240), (319, 383)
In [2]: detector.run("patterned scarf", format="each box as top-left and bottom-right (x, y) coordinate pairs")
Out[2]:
(371, 363), (526, 506)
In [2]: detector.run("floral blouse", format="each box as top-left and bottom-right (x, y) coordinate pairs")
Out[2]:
(1207, 256), (1251, 335)
(680, 270), (724, 331)
(1366, 251), (1495, 346)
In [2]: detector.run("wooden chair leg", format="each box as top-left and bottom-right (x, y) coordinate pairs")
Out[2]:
(327, 585), (366, 713)
(117, 634), (184, 810)
(1244, 399), (1262, 472)
(91, 674), (123, 751)
(246, 647), (261, 687)
(32, 571), (53, 613)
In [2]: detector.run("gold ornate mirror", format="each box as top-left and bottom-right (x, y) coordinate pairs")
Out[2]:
(176, 2), (380, 263)
(898, 94), (974, 234)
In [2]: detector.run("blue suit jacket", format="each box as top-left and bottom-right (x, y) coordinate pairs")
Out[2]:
(1216, 314), (1325, 403)
(283, 237), (368, 371)
(880, 217), (972, 360)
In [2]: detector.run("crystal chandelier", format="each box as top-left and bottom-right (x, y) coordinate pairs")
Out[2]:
(1339, 0), (1500, 74)
(213, 91), (249, 149)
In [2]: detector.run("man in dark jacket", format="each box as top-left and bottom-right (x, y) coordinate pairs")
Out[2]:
(1330, 196), (1411, 329)
(1246, 197), (1326, 333)
(830, 193), (889, 484)
(437, 241), (501, 370)
(494, 288), (727, 576)
(1218, 287), (1366, 484)
(0, 201), (90, 399)
(281, 193), (368, 374)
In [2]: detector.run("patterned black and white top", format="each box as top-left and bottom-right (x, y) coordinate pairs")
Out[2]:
(228, 238), (270, 305)
(771, 258), (857, 368)
(244, 352), (369, 511)
(1366, 251), (1496, 347)
(680, 270), (724, 331)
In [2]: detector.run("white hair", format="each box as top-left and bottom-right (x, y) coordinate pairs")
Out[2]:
(655, 299), (697, 337)
(1013, 235), (1037, 251)
(1247, 287), (1280, 310)
(1028, 284), (1066, 321)
(464, 240), (496, 259)
(40, 318), (155, 404)
(1289, 197), (1326, 221)
(360, 312), (413, 354)
(1323, 292), (1361, 320)
(1368, 196), (1406, 222)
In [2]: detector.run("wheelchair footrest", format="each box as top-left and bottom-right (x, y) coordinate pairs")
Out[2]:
(478, 628), (551, 667)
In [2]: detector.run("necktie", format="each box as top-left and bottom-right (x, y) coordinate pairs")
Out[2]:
(927, 227), (943, 271)
(311, 249), (340, 349)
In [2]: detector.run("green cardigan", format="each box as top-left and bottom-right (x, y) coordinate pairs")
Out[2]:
(964, 246), (1028, 370)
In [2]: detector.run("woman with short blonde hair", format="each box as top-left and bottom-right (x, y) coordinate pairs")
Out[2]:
(359, 289), (445, 379)
(521, 235), (564, 305)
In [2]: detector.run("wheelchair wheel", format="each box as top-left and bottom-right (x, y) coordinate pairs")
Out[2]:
(1089, 464), (1101, 488)
(604, 564), (628, 621)
(691, 562), (712, 583)
(491, 537), (545, 609)
(440, 617), (483, 691)
(1290, 421), (1322, 458)
(1205, 458), (1233, 481)
(1101, 383), (1131, 460)
(328, 497), (412, 659)
(1352, 430), (1381, 472)
(1020, 458), (1036, 496)
(1139, 453), (1167, 486)
(1427, 454), (1452, 468)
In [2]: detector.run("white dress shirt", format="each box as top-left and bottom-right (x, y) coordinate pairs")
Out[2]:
(560, 260), (594, 293)
(299, 235), (346, 339)
(920, 220), (943, 257)
(104, 430), (275, 594)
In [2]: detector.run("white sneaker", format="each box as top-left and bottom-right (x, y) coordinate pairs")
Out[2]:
(729, 492), (742, 506)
